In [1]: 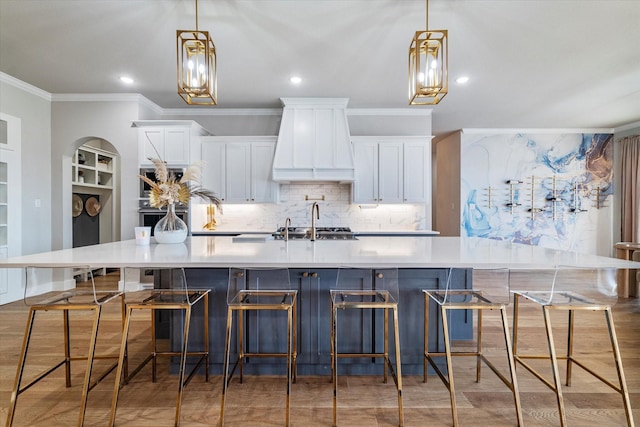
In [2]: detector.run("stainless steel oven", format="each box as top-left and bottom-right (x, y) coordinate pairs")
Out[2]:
(138, 207), (189, 236)
(139, 167), (189, 236)
(139, 167), (185, 199)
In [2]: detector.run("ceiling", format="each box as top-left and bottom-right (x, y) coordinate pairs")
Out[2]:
(1, 0), (639, 137)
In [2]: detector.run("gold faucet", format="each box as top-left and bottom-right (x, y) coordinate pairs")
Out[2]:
(310, 202), (320, 241)
(283, 217), (291, 241)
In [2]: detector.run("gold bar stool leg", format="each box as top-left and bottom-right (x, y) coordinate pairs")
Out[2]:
(512, 293), (520, 360)
(423, 292), (429, 384)
(286, 305), (293, 427)
(109, 306), (134, 427)
(173, 305), (192, 427)
(441, 305), (458, 427)
(542, 306), (568, 427)
(476, 308), (483, 383)
(383, 307), (389, 384)
(239, 308), (244, 383)
(78, 306), (102, 427)
(204, 292), (210, 382)
(332, 304), (338, 427)
(64, 308), (72, 387)
(500, 307), (524, 426)
(293, 297), (298, 383)
(218, 306), (234, 427)
(151, 307), (157, 383)
(393, 306), (404, 427)
(566, 309), (574, 386)
(6, 308), (37, 427)
(604, 307), (635, 427)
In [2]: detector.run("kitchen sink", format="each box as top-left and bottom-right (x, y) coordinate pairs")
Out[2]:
(273, 226), (357, 240)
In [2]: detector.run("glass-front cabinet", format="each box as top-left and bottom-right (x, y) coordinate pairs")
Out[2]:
(0, 113), (22, 305)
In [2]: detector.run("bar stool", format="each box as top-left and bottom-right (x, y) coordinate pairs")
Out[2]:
(511, 266), (635, 427)
(331, 268), (403, 427)
(423, 268), (523, 427)
(109, 268), (209, 427)
(7, 267), (125, 427)
(219, 268), (297, 427)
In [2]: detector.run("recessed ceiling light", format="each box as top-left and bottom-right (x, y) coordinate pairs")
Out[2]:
(456, 76), (469, 84)
(119, 76), (134, 84)
(289, 76), (302, 85)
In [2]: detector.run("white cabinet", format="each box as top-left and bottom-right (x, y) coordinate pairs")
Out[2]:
(0, 113), (22, 305)
(72, 146), (116, 189)
(201, 137), (278, 203)
(133, 120), (210, 166)
(352, 137), (431, 204)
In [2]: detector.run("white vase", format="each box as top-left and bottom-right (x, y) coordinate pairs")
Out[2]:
(154, 203), (188, 244)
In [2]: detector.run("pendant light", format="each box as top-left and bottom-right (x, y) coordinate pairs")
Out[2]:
(408, 0), (448, 105)
(177, 0), (217, 105)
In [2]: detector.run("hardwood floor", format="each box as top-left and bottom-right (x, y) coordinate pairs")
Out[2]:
(1, 273), (638, 426)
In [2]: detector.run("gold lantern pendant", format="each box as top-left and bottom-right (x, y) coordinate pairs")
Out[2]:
(177, 0), (217, 105)
(409, 0), (448, 105)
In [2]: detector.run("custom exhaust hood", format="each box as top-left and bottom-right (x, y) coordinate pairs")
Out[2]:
(272, 98), (355, 183)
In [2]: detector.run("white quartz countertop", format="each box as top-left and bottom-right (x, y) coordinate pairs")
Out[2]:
(0, 236), (638, 270)
(353, 230), (440, 236)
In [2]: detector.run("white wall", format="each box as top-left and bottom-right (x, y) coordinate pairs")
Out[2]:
(51, 100), (140, 249)
(0, 77), (52, 256)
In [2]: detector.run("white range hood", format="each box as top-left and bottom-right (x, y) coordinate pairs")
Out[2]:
(272, 97), (355, 183)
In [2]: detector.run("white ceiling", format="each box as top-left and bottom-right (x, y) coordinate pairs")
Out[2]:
(1, 0), (639, 137)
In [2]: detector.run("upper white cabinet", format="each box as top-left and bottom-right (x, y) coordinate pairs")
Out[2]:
(352, 137), (431, 204)
(0, 113), (22, 305)
(133, 120), (210, 166)
(201, 136), (278, 203)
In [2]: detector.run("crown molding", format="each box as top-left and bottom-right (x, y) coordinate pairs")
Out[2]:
(0, 72), (52, 101)
(161, 108), (282, 116)
(461, 128), (615, 135)
(347, 108), (432, 116)
(52, 93), (142, 102)
(615, 121), (640, 133)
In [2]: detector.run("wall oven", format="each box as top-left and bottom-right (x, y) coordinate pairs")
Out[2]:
(139, 167), (184, 199)
(138, 167), (189, 236)
(138, 207), (189, 236)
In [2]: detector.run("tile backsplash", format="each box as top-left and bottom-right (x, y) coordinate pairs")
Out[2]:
(192, 183), (430, 232)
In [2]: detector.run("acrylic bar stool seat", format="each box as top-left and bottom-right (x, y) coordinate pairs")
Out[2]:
(511, 267), (635, 427)
(109, 268), (209, 427)
(219, 268), (297, 427)
(7, 267), (125, 427)
(331, 268), (403, 427)
(422, 268), (523, 427)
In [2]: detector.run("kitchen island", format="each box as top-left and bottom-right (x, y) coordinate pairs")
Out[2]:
(2, 236), (638, 375)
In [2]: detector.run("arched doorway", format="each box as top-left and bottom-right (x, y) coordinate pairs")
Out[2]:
(66, 137), (121, 247)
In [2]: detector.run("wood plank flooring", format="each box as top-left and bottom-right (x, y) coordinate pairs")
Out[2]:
(1, 273), (638, 426)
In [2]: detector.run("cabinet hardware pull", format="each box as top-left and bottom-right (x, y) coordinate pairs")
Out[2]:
(302, 272), (309, 278)
(377, 273), (384, 279)
(311, 272), (318, 278)
(236, 271), (244, 278)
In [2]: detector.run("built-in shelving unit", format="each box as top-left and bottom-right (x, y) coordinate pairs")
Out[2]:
(72, 146), (116, 189)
